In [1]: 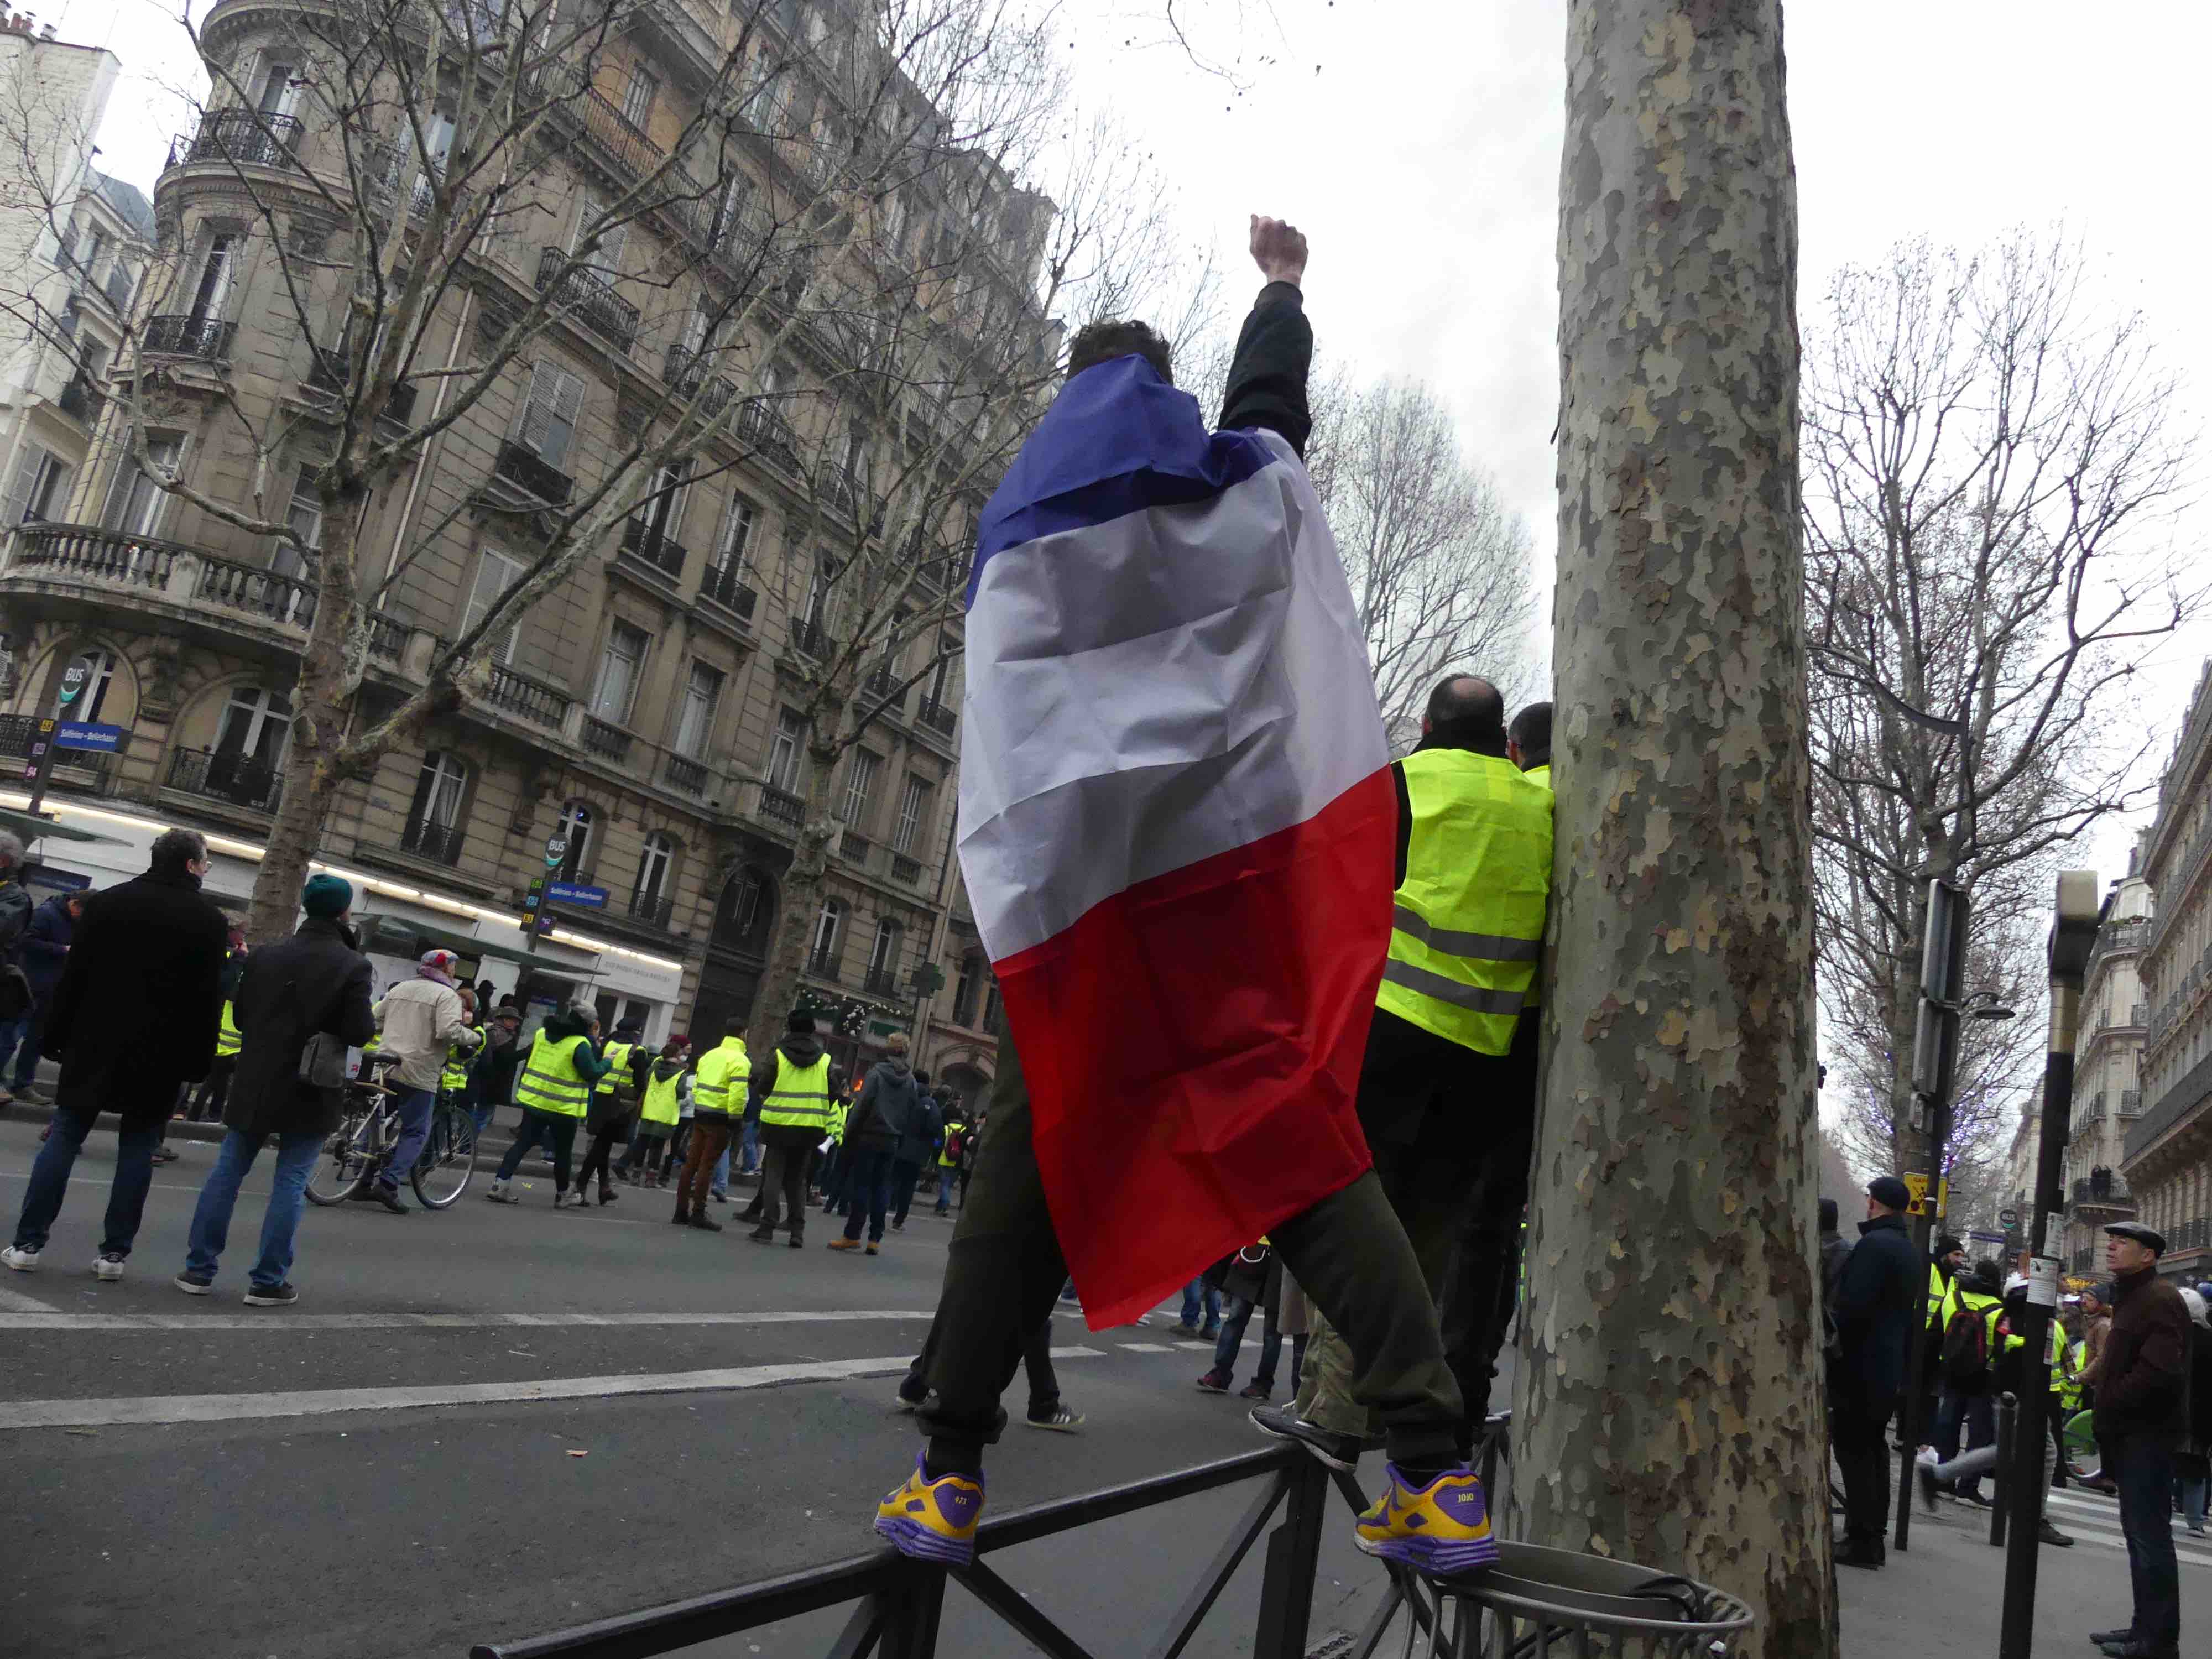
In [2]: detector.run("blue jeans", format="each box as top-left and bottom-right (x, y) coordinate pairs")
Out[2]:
(1212, 1292), (1284, 1387)
(711, 1145), (730, 1198)
(377, 1086), (435, 1193)
(934, 1165), (954, 1212)
(2107, 1432), (2180, 1644)
(0, 1008), (43, 1091)
(1181, 1279), (1220, 1332)
(740, 1116), (759, 1174)
(11, 1096), (159, 1256)
(185, 1128), (323, 1290)
(841, 1147), (897, 1243)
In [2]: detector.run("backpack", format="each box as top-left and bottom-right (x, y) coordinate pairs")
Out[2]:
(1942, 1301), (1995, 1393)
(942, 1124), (966, 1162)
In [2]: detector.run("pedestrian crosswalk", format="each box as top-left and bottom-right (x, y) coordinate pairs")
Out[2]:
(2035, 1485), (2212, 1569)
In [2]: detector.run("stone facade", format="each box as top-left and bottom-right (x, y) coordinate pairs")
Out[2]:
(2060, 859), (2150, 1274)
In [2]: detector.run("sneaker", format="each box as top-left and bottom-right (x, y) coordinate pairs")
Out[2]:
(12, 1086), (48, 1106)
(562, 1190), (593, 1209)
(747, 1229), (777, 1244)
(1833, 1539), (1886, 1571)
(1239, 1381), (1273, 1401)
(893, 1388), (931, 1413)
(891, 1220), (905, 1232)
(1, 1244), (38, 1272)
(1196, 1369), (1232, 1394)
(787, 1233), (804, 1248)
(1249, 1402), (1369, 1473)
(151, 1145), (179, 1164)
(1353, 1463), (1499, 1575)
(597, 1187), (618, 1206)
(873, 1452), (985, 1567)
(244, 1281), (299, 1307)
(1955, 1488), (1991, 1510)
(1200, 1324), (1221, 1342)
(2037, 1519), (2074, 1548)
(827, 1238), (863, 1252)
(173, 1269), (215, 1295)
(486, 1181), (518, 1204)
(688, 1210), (723, 1232)
(1024, 1406), (1085, 1433)
(1170, 1322), (1204, 1340)
(93, 1253), (126, 1282)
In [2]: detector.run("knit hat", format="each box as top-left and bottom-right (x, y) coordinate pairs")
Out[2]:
(787, 1008), (815, 1034)
(1866, 1175), (1912, 1212)
(301, 873), (353, 918)
(1933, 1234), (1964, 1258)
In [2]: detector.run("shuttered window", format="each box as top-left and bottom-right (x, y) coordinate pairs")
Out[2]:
(461, 546), (526, 663)
(512, 361), (583, 469)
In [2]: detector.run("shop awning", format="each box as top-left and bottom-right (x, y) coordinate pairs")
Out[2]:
(357, 912), (592, 971)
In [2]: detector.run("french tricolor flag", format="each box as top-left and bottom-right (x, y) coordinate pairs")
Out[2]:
(959, 354), (1395, 1329)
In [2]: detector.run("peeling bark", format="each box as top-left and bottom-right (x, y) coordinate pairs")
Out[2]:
(1519, 2), (1834, 1653)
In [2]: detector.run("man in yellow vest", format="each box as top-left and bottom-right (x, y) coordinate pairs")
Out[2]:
(675, 1019), (748, 1229)
(1931, 1257), (2006, 1504)
(1505, 701), (1549, 787)
(486, 1003), (609, 1207)
(578, 1018), (644, 1206)
(1254, 675), (1553, 1471)
(747, 1009), (832, 1247)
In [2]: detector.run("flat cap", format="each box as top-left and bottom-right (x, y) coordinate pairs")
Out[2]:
(2105, 1220), (2166, 1254)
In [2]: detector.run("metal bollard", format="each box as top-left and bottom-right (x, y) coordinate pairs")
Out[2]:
(1990, 1392), (2017, 1548)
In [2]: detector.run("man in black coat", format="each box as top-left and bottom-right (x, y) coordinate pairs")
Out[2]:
(173, 875), (375, 1306)
(1, 828), (228, 1281)
(1830, 1174), (1922, 1569)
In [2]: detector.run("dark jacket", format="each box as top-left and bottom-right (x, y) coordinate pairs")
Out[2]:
(43, 867), (229, 1120)
(1819, 1229), (1853, 1311)
(0, 873), (32, 958)
(1218, 281), (1312, 458)
(14, 891), (76, 1000)
(225, 917), (377, 1136)
(846, 1057), (919, 1154)
(1829, 1212), (1920, 1412)
(470, 1022), (528, 1110)
(894, 1088), (943, 1167)
(748, 1033), (828, 1149)
(2095, 1265), (2191, 1444)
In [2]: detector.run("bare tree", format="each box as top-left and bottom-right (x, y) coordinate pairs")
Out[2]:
(1804, 229), (2201, 1181)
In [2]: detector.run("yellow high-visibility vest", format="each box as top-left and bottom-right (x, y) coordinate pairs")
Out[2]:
(514, 1032), (592, 1119)
(640, 1066), (685, 1128)
(759, 1052), (833, 1131)
(692, 1037), (751, 1119)
(1374, 749), (1553, 1055)
(216, 1001), (242, 1059)
(596, 1040), (635, 1098)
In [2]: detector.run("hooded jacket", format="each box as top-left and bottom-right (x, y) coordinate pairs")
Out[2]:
(748, 1032), (828, 1147)
(845, 1056), (920, 1154)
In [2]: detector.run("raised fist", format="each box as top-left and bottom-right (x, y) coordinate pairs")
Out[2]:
(1249, 215), (1308, 288)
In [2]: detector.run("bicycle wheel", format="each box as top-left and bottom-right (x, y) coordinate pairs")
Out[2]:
(305, 1108), (377, 1206)
(2063, 1408), (2101, 1479)
(411, 1105), (478, 1209)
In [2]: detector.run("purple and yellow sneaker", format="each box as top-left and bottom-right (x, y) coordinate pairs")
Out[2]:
(1353, 1463), (1500, 1577)
(873, 1452), (985, 1566)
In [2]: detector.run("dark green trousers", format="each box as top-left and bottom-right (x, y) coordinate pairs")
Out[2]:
(919, 1011), (1465, 1470)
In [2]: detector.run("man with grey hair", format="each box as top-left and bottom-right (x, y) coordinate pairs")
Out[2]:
(0, 828), (36, 1105)
(2, 826), (228, 1280)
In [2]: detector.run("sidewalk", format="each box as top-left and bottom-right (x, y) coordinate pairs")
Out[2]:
(1840, 1480), (2199, 1654)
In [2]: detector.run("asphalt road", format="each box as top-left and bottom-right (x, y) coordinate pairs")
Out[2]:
(0, 1116), (1453, 1659)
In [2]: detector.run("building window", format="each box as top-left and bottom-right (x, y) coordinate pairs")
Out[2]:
(838, 749), (880, 826)
(103, 435), (182, 537)
(951, 951), (984, 1027)
(513, 361), (584, 470)
(619, 62), (658, 127)
(186, 234), (237, 324)
(253, 55), (300, 117)
(981, 979), (1000, 1031)
(556, 800), (594, 881)
(635, 831), (675, 905)
(276, 465), (322, 581)
(632, 460), (687, 544)
(409, 750), (469, 828)
(461, 547), (526, 663)
(571, 191), (629, 275)
(50, 648), (117, 722)
(892, 775), (932, 855)
(3, 441), (69, 525)
(766, 707), (806, 792)
(867, 917), (902, 987)
(810, 898), (843, 973)
(212, 684), (291, 774)
(592, 621), (650, 722)
(672, 661), (723, 758)
(728, 867), (765, 937)
(716, 493), (758, 573)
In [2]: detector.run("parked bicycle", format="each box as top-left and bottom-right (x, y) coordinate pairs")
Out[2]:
(305, 1069), (478, 1209)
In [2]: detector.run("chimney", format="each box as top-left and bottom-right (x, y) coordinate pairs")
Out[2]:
(37, 22), (54, 39)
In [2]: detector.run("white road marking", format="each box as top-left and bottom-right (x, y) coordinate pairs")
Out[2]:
(0, 1347), (1107, 1430)
(0, 1307), (939, 1333)
(1118, 1342), (1175, 1353)
(0, 1282), (55, 1312)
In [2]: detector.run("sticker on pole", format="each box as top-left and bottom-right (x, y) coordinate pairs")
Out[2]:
(2026, 1255), (2061, 1310)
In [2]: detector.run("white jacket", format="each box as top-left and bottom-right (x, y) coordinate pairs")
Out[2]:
(372, 977), (473, 1091)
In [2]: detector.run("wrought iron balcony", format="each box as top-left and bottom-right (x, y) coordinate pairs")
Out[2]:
(805, 950), (841, 983)
(142, 314), (236, 362)
(8, 521), (181, 588)
(306, 351), (420, 426)
(735, 399), (800, 471)
(401, 817), (467, 865)
(493, 439), (574, 506)
(698, 561), (757, 622)
(166, 108), (304, 172)
(760, 784), (804, 827)
(890, 852), (924, 886)
(582, 88), (665, 179)
(56, 375), (103, 426)
(582, 715), (633, 760)
(662, 343), (737, 415)
(166, 745), (283, 814)
(629, 889), (676, 928)
(664, 752), (708, 796)
(863, 662), (901, 706)
(620, 516), (686, 580)
(790, 618), (826, 659)
(482, 664), (571, 729)
(917, 697), (956, 737)
(862, 966), (899, 997)
(535, 247), (640, 350)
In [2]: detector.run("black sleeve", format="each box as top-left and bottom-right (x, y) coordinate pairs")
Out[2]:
(1392, 760), (1410, 889)
(1218, 283), (1313, 458)
(337, 958), (378, 1046)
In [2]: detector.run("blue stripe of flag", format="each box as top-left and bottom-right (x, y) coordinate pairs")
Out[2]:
(967, 354), (1280, 609)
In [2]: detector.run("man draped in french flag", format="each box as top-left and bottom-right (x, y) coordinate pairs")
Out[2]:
(874, 217), (1498, 1578)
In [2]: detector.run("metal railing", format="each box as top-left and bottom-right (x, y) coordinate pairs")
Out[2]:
(916, 697), (956, 738)
(582, 715), (632, 761)
(621, 517), (687, 580)
(535, 247), (640, 349)
(166, 746), (283, 814)
(401, 817), (466, 865)
(861, 965), (898, 996)
(56, 375), (103, 426)
(484, 664), (571, 729)
(198, 553), (316, 629)
(142, 314), (236, 362)
(629, 890), (676, 928)
(582, 88), (664, 180)
(790, 618), (826, 659)
(493, 440), (575, 506)
(760, 785), (804, 827)
(168, 108), (302, 171)
(804, 951), (841, 983)
(736, 399), (800, 472)
(9, 521), (182, 587)
(472, 1445), (1418, 1659)
(698, 561), (757, 621)
(664, 753), (708, 796)
(663, 343), (738, 416)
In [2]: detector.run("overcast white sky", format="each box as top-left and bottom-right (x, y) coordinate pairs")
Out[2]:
(57, 0), (2212, 889)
